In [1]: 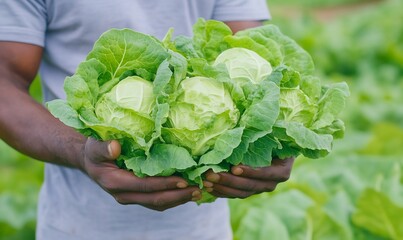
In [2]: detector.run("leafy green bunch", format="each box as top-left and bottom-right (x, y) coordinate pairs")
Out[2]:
(47, 19), (349, 199)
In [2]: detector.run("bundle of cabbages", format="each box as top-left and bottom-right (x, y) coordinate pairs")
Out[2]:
(48, 19), (349, 202)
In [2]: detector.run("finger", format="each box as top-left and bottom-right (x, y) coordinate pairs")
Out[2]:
(143, 198), (191, 211)
(208, 184), (255, 199)
(143, 189), (201, 211)
(205, 172), (278, 193)
(231, 157), (294, 181)
(113, 187), (201, 210)
(85, 137), (121, 162)
(98, 170), (190, 193)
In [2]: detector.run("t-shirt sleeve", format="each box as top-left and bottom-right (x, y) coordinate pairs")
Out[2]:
(212, 0), (270, 22)
(0, 0), (47, 47)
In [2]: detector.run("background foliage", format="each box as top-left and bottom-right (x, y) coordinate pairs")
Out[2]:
(230, 0), (403, 239)
(0, 0), (402, 239)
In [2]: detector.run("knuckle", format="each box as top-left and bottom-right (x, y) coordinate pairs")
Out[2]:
(138, 180), (153, 193)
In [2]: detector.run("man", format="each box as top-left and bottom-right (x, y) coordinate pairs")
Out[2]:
(0, 1), (294, 239)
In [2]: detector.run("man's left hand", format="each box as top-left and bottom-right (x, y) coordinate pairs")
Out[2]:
(204, 157), (295, 199)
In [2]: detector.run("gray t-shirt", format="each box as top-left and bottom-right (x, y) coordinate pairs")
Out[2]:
(0, 1), (269, 239)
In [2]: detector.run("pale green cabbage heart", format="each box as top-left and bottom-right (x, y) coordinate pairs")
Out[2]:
(95, 76), (155, 139)
(214, 47), (273, 86)
(162, 76), (239, 156)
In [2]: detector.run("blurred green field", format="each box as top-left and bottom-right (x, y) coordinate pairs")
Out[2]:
(0, 77), (43, 239)
(1, 0), (402, 239)
(230, 0), (403, 239)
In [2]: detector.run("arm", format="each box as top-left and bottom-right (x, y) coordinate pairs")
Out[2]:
(224, 20), (264, 33)
(0, 42), (201, 210)
(203, 21), (295, 199)
(0, 42), (85, 167)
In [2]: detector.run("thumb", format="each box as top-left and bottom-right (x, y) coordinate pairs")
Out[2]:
(85, 137), (121, 163)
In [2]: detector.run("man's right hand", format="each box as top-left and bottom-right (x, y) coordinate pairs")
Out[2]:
(81, 138), (201, 211)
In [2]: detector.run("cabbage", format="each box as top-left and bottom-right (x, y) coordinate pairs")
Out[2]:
(94, 76), (156, 140)
(162, 76), (239, 156)
(214, 47), (273, 86)
(47, 19), (349, 202)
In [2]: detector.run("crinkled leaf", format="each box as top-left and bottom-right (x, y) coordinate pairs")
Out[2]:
(278, 121), (333, 154)
(46, 99), (85, 129)
(87, 28), (169, 80)
(226, 129), (269, 165)
(311, 82), (350, 129)
(278, 88), (317, 127)
(192, 18), (232, 62)
(64, 75), (94, 111)
(241, 135), (278, 167)
(199, 127), (244, 165)
(224, 34), (283, 67)
(126, 144), (197, 177)
(240, 81), (280, 131)
(236, 24), (315, 75)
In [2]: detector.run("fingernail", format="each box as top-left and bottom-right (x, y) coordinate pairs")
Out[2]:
(107, 143), (113, 157)
(205, 187), (213, 193)
(192, 196), (201, 202)
(176, 182), (188, 188)
(206, 173), (220, 183)
(191, 191), (202, 201)
(203, 181), (214, 188)
(232, 167), (243, 175)
(192, 190), (201, 198)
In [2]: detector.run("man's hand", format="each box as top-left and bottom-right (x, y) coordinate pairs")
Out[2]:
(204, 157), (294, 199)
(81, 138), (201, 211)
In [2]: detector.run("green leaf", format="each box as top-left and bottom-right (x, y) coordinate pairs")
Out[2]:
(236, 24), (315, 76)
(46, 100), (85, 129)
(240, 81), (280, 132)
(192, 18), (232, 62)
(278, 88), (317, 127)
(241, 135), (278, 167)
(311, 82), (349, 130)
(87, 28), (169, 80)
(226, 129), (269, 165)
(186, 164), (228, 187)
(74, 59), (107, 102)
(234, 208), (290, 240)
(199, 127), (244, 165)
(307, 205), (352, 240)
(352, 189), (403, 240)
(225, 34), (283, 67)
(64, 75), (94, 111)
(142, 144), (197, 176)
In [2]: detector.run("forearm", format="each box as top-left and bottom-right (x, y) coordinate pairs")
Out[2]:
(224, 20), (263, 33)
(0, 72), (86, 169)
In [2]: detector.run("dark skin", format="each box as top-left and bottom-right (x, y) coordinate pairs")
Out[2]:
(0, 20), (293, 211)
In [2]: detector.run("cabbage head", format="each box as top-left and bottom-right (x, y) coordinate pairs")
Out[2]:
(214, 48), (272, 86)
(95, 76), (155, 140)
(162, 76), (239, 156)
